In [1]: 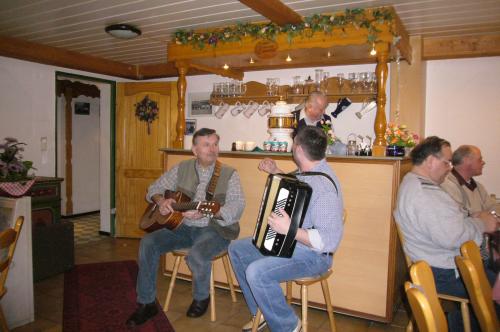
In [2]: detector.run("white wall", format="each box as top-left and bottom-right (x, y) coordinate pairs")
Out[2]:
(0, 56), (120, 232)
(0, 56), (123, 177)
(184, 64), (386, 151)
(425, 56), (500, 196)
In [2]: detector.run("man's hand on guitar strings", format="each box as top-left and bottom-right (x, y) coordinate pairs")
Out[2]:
(268, 208), (291, 235)
(182, 210), (204, 219)
(159, 198), (176, 215)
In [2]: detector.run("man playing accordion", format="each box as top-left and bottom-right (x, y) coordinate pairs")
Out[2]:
(229, 126), (344, 332)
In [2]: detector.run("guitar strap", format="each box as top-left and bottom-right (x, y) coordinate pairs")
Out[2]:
(205, 160), (221, 201)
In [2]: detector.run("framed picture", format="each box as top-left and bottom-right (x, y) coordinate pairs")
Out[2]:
(185, 119), (197, 135)
(188, 92), (212, 116)
(74, 102), (90, 115)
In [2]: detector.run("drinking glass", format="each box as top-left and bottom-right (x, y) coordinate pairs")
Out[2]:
(348, 72), (357, 93)
(337, 73), (345, 93)
(321, 72), (330, 93)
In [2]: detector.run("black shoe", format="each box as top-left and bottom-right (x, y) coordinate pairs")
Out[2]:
(186, 297), (210, 318)
(126, 302), (158, 328)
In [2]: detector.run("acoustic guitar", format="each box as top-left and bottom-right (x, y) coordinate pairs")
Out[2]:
(139, 191), (220, 233)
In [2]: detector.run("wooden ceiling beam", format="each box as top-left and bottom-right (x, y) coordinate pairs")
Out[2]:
(238, 0), (303, 26)
(0, 35), (138, 79)
(422, 33), (500, 60)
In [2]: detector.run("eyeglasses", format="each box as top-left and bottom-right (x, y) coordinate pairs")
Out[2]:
(435, 155), (452, 167)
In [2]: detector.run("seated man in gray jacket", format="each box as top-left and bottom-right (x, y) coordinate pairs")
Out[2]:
(394, 136), (498, 332)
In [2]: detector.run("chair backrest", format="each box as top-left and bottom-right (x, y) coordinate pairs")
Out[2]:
(408, 261), (448, 332)
(405, 281), (448, 332)
(0, 216), (24, 296)
(456, 241), (500, 332)
(394, 220), (412, 268)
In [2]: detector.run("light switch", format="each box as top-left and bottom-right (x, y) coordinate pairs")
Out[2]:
(41, 137), (47, 151)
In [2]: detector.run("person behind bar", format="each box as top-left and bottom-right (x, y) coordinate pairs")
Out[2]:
(126, 128), (245, 327)
(229, 126), (344, 332)
(394, 136), (498, 332)
(292, 91), (331, 138)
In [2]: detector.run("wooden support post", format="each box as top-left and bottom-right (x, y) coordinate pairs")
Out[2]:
(174, 61), (189, 148)
(372, 45), (389, 157)
(63, 88), (73, 214)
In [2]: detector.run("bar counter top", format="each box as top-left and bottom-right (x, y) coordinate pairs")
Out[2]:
(159, 148), (408, 162)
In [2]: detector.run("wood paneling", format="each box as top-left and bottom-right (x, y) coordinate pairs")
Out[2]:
(422, 33), (500, 60)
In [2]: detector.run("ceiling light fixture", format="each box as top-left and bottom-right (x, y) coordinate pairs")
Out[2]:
(249, 57), (255, 64)
(370, 43), (377, 56)
(223, 64), (229, 70)
(105, 24), (141, 39)
(285, 54), (292, 62)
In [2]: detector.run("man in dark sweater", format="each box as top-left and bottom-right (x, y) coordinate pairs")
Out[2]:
(292, 91), (331, 138)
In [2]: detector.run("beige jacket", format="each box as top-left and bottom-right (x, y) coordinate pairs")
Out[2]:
(441, 171), (499, 215)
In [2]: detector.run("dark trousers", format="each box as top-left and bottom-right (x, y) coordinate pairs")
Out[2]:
(432, 261), (499, 332)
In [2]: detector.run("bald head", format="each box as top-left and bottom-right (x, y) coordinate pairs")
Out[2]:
(304, 91), (328, 122)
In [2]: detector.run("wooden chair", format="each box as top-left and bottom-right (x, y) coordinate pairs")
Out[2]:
(455, 240), (500, 332)
(252, 211), (346, 332)
(405, 261), (448, 332)
(163, 249), (237, 322)
(394, 222), (471, 332)
(0, 216), (24, 332)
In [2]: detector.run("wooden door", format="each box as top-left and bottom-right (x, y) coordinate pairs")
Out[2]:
(116, 82), (178, 237)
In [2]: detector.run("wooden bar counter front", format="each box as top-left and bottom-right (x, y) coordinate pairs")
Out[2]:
(161, 149), (411, 323)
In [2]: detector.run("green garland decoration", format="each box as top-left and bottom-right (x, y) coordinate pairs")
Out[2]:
(173, 8), (395, 50)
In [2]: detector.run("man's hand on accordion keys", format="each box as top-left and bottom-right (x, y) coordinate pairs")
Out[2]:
(268, 208), (291, 235)
(258, 158), (282, 174)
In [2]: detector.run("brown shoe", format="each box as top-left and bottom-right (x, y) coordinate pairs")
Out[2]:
(186, 297), (210, 318)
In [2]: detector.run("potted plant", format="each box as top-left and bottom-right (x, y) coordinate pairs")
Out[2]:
(0, 137), (36, 197)
(385, 123), (419, 157)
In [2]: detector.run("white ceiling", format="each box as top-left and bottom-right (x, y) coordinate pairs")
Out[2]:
(1, 0), (499, 66)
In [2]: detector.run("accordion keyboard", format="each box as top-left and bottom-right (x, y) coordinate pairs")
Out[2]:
(263, 189), (288, 251)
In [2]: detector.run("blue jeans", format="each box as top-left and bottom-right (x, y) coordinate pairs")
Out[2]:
(136, 223), (230, 304)
(432, 261), (498, 332)
(229, 237), (332, 332)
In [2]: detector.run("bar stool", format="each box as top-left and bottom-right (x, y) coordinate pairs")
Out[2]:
(163, 249), (237, 322)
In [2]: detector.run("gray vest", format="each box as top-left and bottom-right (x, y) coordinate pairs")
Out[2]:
(177, 159), (240, 240)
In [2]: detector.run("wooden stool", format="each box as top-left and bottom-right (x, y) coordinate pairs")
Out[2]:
(251, 268), (336, 332)
(163, 249), (237, 322)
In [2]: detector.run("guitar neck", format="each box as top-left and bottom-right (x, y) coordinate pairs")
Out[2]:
(171, 201), (199, 211)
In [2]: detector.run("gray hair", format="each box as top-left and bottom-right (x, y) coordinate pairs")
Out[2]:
(452, 145), (476, 166)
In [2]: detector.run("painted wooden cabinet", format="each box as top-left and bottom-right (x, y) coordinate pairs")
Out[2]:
(161, 149), (411, 323)
(28, 176), (63, 226)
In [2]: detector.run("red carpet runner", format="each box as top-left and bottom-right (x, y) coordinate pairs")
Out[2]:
(63, 260), (174, 331)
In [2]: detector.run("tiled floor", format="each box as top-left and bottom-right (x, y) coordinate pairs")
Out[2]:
(13, 215), (410, 331)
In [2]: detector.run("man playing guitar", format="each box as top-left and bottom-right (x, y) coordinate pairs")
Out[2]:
(127, 128), (245, 327)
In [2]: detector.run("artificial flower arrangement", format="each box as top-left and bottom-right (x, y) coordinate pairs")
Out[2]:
(385, 123), (419, 147)
(135, 95), (159, 135)
(174, 8), (396, 49)
(0, 137), (36, 182)
(320, 119), (336, 145)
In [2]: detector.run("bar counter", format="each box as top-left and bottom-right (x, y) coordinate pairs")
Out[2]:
(161, 149), (412, 323)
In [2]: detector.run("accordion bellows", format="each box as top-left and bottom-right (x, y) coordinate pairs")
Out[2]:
(253, 173), (312, 258)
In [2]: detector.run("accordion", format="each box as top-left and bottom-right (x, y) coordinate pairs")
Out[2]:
(252, 173), (312, 258)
